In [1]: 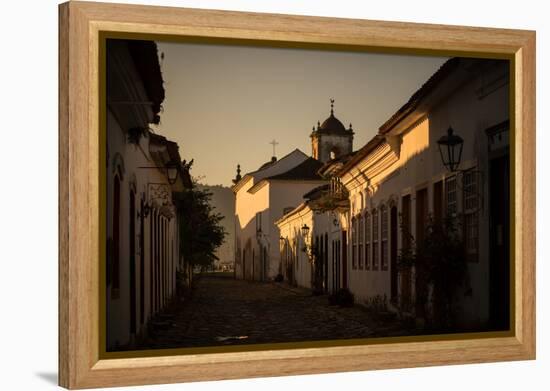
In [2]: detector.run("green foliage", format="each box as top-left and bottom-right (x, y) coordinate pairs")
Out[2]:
(173, 166), (226, 269)
(397, 214), (468, 330)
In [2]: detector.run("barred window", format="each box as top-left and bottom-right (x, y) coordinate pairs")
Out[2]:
(463, 169), (479, 262)
(381, 205), (389, 270)
(351, 217), (357, 269)
(445, 175), (457, 216)
(372, 208), (379, 270)
(365, 212), (371, 270)
(358, 215), (364, 269)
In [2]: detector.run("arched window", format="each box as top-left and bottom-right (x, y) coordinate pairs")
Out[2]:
(329, 146), (340, 160)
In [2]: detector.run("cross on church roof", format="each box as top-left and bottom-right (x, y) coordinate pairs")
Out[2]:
(269, 139), (279, 158)
(330, 98), (335, 116)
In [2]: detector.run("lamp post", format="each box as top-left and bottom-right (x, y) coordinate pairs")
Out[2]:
(436, 126), (483, 216)
(137, 164), (179, 218)
(166, 164), (179, 185)
(139, 164), (179, 184)
(437, 127), (464, 172)
(300, 224), (313, 258)
(301, 224), (310, 239)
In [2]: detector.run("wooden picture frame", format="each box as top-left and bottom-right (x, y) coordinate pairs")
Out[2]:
(59, 1), (536, 389)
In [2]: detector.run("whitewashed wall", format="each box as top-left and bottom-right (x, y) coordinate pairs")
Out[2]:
(106, 109), (180, 349)
(342, 61), (509, 327)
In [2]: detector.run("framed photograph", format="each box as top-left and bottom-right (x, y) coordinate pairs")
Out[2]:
(59, 1), (536, 389)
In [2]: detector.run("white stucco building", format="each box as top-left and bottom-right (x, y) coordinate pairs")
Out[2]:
(233, 102), (355, 282)
(232, 150), (327, 281)
(276, 58), (510, 331)
(343, 57), (509, 329)
(106, 39), (192, 350)
(276, 157), (353, 292)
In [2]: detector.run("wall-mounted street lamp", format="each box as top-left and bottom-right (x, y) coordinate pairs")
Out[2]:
(165, 164), (179, 185)
(437, 126), (485, 215)
(437, 127), (464, 172)
(301, 224), (310, 239)
(140, 201), (174, 221)
(140, 202), (151, 218)
(139, 164), (179, 185)
(138, 182), (174, 219)
(136, 164), (179, 219)
(331, 212), (340, 227)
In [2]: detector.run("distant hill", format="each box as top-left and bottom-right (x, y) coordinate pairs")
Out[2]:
(198, 184), (235, 267)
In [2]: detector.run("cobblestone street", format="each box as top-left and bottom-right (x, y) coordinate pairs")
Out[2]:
(138, 274), (415, 350)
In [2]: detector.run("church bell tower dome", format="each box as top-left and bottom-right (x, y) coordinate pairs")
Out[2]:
(311, 99), (354, 163)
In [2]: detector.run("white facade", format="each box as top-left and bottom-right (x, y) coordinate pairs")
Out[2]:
(275, 58), (510, 331)
(106, 40), (188, 350)
(233, 103), (356, 283)
(233, 150), (326, 281)
(276, 202), (349, 292)
(276, 203), (314, 288)
(341, 58), (510, 329)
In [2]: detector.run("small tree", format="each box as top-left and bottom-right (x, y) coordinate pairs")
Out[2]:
(398, 214), (468, 330)
(173, 164), (226, 274)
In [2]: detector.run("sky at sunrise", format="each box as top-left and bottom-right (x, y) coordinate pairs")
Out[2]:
(151, 41), (448, 186)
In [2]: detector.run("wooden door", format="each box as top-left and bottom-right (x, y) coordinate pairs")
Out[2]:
(489, 154), (510, 330)
(341, 230), (347, 289)
(400, 195), (412, 310)
(415, 188), (428, 317)
(129, 191), (136, 335)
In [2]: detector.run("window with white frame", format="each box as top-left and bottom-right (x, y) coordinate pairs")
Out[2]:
(365, 212), (371, 270)
(351, 217), (357, 269)
(296, 236), (301, 270)
(445, 175), (458, 217)
(358, 214), (364, 269)
(372, 208), (379, 270)
(381, 205), (389, 270)
(463, 168), (479, 262)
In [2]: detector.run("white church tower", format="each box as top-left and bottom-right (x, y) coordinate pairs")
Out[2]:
(310, 99), (354, 163)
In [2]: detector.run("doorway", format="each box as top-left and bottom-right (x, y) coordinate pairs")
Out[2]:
(489, 154), (510, 330)
(415, 188), (428, 317)
(129, 190), (136, 335)
(400, 195), (412, 310)
(341, 230), (347, 289)
(139, 198), (145, 326)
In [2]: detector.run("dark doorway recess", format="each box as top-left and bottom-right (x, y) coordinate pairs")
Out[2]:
(489, 154), (510, 330)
